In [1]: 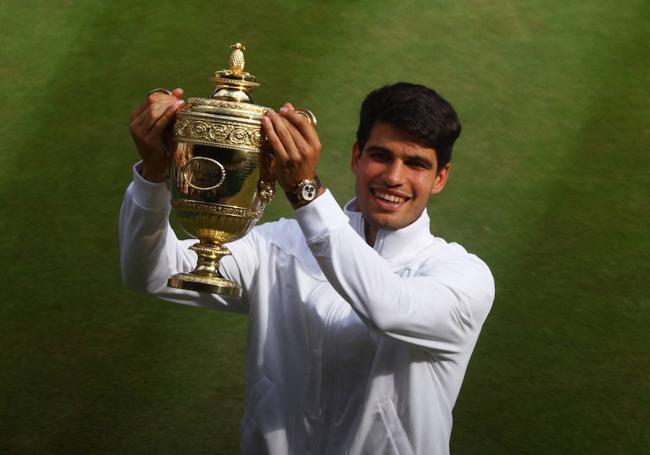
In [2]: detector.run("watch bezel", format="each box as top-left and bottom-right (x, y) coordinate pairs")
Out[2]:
(299, 181), (318, 201)
(285, 176), (322, 206)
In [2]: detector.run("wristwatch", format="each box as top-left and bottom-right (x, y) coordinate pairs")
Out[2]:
(285, 176), (322, 207)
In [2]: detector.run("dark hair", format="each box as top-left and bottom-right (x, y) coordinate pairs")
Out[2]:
(356, 82), (462, 171)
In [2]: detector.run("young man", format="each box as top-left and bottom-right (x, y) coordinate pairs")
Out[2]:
(121, 82), (494, 454)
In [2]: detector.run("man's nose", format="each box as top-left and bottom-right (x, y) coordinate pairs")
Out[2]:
(382, 161), (403, 186)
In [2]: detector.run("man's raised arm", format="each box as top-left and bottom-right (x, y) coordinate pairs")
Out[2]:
(119, 89), (253, 313)
(262, 102), (494, 353)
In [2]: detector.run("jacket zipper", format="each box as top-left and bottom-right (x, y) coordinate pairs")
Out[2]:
(315, 300), (344, 455)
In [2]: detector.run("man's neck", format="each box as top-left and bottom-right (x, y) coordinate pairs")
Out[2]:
(364, 221), (377, 247)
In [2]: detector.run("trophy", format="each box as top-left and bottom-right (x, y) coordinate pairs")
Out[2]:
(167, 43), (315, 297)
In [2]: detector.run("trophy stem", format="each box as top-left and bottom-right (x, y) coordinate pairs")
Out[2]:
(167, 240), (242, 297)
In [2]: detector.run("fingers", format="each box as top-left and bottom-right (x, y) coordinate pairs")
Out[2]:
(133, 97), (184, 134)
(261, 103), (322, 191)
(280, 106), (320, 149)
(263, 110), (297, 161)
(283, 118), (312, 157)
(150, 101), (181, 136)
(263, 106), (318, 157)
(130, 98), (150, 121)
(171, 87), (184, 99)
(131, 90), (175, 125)
(261, 115), (281, 156)
(129, 90), (184, 160)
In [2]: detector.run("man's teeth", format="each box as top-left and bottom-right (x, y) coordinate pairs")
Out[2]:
(376, 191), (403, 203)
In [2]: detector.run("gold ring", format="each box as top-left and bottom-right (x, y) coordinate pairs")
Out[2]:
(147, 88), (172, 97)
(295, 108), (317, 127)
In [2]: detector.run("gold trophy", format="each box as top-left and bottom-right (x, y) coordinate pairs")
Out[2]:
(167, 43), (315, 297)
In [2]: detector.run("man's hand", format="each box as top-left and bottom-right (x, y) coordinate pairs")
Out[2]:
(129, 88), (185, 182)
(261, 103), (322, 194)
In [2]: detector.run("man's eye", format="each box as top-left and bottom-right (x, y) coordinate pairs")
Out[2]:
(370, 153), (390, 162)
(407, 160), (432, 170)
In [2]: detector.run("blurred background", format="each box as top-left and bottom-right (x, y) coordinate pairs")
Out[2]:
(1, 0), (648, 453)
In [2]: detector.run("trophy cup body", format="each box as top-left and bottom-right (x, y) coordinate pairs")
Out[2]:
(167, 44), (275, 297)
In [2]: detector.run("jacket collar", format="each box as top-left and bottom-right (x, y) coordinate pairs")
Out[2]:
(343, 198), (435, 265)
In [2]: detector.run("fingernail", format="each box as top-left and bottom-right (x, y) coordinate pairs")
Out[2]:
(175, 99), (184, 105)
(279, 106), (288, 114)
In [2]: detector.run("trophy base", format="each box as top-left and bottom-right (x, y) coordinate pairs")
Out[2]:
(168, 272), (242, 298)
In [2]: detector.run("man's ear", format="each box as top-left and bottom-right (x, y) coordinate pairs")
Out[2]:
(431, 163), (452, 194)
(351, 142), (361, 172)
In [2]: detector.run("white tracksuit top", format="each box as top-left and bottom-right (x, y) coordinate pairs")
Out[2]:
(120, 164), (495, 455)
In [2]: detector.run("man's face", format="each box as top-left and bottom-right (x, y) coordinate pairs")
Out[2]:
(351, 122), (450, 241)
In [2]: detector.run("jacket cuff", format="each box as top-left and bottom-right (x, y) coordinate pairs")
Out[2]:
(129, 161), (171, 210)
(294, 190), (349, 243)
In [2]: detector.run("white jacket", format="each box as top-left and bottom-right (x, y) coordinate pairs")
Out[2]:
(120, 164), (495, 455)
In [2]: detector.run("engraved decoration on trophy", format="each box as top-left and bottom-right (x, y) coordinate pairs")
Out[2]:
(167, 43), (315, 297)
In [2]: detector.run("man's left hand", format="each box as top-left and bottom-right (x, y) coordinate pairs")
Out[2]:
(261, 103), (322, 193)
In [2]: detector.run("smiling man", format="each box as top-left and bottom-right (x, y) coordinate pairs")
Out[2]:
(120, 82), (494, 454)
(351, 120), (449, 245)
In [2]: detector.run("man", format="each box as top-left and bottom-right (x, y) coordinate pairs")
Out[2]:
(120, 82), (494, 454)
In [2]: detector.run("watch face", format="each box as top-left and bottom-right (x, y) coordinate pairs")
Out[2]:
(301, 183), (317, 201)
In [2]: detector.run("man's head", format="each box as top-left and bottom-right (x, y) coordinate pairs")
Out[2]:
(356, 82), (461, 172)
(351, 82), (462, 242)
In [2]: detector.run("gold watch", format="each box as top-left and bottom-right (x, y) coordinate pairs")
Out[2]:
(285, 176), (322, 207)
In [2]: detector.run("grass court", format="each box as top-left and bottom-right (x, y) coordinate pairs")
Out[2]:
(1, 1), (648, 453)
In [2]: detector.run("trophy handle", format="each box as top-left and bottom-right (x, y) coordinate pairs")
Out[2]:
(257, 150), (276, 205)
(294, 108), (317, 126)
(258, 179), (276, 205)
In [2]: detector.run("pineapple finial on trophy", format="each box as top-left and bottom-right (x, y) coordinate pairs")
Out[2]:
(229, 43), (246, 75)
(210, 42), (259, 102)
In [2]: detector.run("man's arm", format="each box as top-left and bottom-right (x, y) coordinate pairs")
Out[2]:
(262, 104), (494, 353)
(119, 163), (253, 312)
(120, 90), (254, 312)
(294, 191), (494, 353)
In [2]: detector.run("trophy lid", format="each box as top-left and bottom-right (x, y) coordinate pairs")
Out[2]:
(183, 43), (269, 121)
(211, 43), (259, 100)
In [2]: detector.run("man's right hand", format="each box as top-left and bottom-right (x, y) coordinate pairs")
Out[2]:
(129, 88), (185, 182)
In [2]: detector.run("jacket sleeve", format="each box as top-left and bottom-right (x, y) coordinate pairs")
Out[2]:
(118, 163), (256, 313)
(295, 191), (494, 354)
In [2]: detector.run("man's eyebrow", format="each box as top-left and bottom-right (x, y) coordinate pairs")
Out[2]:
(405, 155), (434, 169)
(364, 145), (393, 154)
(365, 145), (435, 168)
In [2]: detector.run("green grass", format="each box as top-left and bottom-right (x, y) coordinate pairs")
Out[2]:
(1, 1), (648, 453)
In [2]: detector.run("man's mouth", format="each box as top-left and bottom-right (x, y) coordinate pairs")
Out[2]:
(372, 189), (409, 205)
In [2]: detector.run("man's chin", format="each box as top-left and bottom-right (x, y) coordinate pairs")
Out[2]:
(364, 213), (411, 232)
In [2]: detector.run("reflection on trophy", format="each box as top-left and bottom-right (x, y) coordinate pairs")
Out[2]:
(167, 43), (314, 297)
